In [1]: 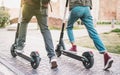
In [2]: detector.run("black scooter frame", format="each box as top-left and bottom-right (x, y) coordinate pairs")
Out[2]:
(55, 0), (94, 69)
(10, 0), (40, 69)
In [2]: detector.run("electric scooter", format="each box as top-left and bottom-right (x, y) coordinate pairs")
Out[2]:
(10, 0), (41, 69)
(55, 0), (94, 69)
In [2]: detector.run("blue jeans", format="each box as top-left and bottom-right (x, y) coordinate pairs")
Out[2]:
(66, 6), (106, 53)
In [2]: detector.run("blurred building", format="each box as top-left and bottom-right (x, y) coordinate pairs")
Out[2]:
(99, 0), (120, 20)
(1, 0), (120, 26)
(48, 0), (120, 21)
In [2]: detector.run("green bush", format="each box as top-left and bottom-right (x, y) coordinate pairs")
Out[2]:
(0, 7), (10, 28)
(97, 21), (111, 25)
(111, 28), (120, 32)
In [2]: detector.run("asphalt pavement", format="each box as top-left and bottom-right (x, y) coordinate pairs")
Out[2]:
(0, 24), (120, 75)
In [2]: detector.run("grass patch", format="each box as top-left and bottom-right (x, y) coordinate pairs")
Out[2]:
(111, 28), (120, 32)
(49, 26), (61, 30)
(49, 24), (85, 30)
(65, 29), (120, 54)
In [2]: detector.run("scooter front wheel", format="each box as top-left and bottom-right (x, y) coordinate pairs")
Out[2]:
(82, 51), (94, 69)
(30, 51), (41, 69)
(55, 44), (62, 57)
(10, 44), (17, 57)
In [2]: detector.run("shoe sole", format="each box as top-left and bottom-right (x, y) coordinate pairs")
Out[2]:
(104, 60), (113, 70)
(51, 61), (58, 69)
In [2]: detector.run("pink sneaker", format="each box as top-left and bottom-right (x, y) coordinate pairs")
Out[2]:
(104, 53), (113, 70)
(69, 45), (77, 52)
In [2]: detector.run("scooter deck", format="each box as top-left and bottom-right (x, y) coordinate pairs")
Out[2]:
(17, 52), (32, 62)
(62, 50), (84, 61)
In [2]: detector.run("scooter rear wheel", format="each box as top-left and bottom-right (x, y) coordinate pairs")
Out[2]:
(30, 51), (41, 69)
(82, 51), (94, 69)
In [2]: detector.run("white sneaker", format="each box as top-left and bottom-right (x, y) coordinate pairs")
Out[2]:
(50, 56), (58, 69)
(15, 49), (24, 53)
(15, 47), (24, 53)
(15, 44), (24, 53)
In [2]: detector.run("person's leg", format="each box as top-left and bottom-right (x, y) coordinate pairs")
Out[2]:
(81, 6), (113, 70)
(35, 8), (57, 69)
(66, 12), (77, 51)
(66, 6), (84, 51)
(16, 5), (33, 51)
(81, 7), (106, 53)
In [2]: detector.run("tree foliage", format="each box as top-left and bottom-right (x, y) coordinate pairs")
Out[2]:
(0, 7), (10, 28)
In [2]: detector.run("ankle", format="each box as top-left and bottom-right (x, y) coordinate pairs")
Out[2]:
(104, 52), (108, 56)
(104, 52), (111, 59)
(50, 56), (57, 62)
(69, 45), (77, 52)
(72, 45), (76, 47)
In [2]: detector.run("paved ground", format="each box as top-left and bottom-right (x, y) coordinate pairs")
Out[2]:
(0, 25), (120, 75)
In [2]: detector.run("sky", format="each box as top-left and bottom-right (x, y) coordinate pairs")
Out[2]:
(0, 0), (59, 19)
(0, 0), (58, 8)
(0, 0), (20, 8)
